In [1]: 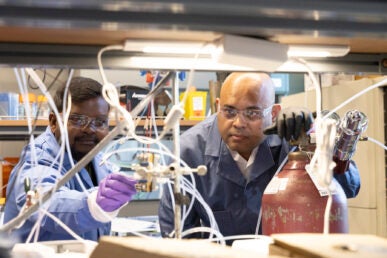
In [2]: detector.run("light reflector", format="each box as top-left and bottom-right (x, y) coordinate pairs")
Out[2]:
(124, 40), (216, 55)
(287, 45), (350, 57)
(214, 34), (289, 72)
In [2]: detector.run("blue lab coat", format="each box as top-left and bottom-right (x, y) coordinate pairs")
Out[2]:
(4, 127), (113, 242)
(158, 115), (360, 239)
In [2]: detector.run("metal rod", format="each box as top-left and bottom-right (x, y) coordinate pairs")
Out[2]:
(171, 72), (182, 239)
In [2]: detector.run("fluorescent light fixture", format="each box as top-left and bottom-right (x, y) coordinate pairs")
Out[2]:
(287, 45), (350, 57)
(124, 56), (256, 71)
(123, 35), (289, 71)
(124, 40), (217, 54)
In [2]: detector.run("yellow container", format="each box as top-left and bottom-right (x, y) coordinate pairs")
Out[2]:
(180, 91), (207, 120)
(19, 93), (36, 103)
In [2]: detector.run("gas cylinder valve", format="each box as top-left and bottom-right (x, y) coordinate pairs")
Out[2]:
(333, 110), (368, 174)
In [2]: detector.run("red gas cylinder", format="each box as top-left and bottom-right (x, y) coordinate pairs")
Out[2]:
(261, 151), (348, 235)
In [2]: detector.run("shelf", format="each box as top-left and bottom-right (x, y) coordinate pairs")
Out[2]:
(0, 119), (49, 126)
(0, 119), (49, 140)
(0, 119), (199, 140)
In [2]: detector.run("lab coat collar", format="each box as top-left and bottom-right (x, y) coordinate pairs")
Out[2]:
(217, 137), (280, 186)
(217, 143), (246, 186)
(250, 135), (289, 181)
(204, 115), (223, 157)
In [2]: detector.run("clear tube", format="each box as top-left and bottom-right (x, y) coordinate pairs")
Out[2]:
(23, 69), (93, 240)
(367, 136), (387, 151)
(205, 233), (273, 244)
(181, 227), (225, 246)
(179, 177), (220, 238)
(102, 144), (221, 239)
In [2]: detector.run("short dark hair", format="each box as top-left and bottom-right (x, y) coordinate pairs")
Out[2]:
(54, 76), (106, 111)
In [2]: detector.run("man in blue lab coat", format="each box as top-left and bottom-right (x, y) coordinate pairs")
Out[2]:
(158, 72), (360, 242)
(4, 77), (136, 242)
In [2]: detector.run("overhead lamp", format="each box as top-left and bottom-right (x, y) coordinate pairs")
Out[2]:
(287, 45), (350, 58)
(123, 35), (289, 72)
(124, 40), (217, 55)
(124, 56), (256, 71)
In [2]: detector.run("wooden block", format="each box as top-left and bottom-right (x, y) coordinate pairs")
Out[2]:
(90, 236), (284, 258)
(270, 233), (387, 258)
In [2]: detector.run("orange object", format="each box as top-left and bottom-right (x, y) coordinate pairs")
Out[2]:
(1, 157), (19, 198)
(145, 72), (154, 83)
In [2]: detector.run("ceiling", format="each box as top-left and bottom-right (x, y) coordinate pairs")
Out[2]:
(0, 0), (386, 73)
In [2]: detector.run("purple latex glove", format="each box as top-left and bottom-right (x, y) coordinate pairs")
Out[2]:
(96, 173), (137, 212)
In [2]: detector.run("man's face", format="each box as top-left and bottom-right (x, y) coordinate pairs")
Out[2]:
(217, 77), (273, 160)
(50, 97), (110, 160)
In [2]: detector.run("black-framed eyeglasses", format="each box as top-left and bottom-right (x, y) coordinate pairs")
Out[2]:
(219, 105), (272, 121)
(68, 114), (109, 130)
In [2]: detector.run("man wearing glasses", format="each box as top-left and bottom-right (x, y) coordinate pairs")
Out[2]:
(4, 77), (137, 242)
(158, 72), (360, 241)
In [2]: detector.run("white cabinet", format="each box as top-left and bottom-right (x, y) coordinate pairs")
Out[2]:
(280, 77), (387, 237)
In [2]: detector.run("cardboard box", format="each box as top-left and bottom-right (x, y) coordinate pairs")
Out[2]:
(90, 236), (260, 258)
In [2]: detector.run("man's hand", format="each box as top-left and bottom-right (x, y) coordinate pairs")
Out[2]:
(264, 107), (314, 141)
(96, 173), (137, 212)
